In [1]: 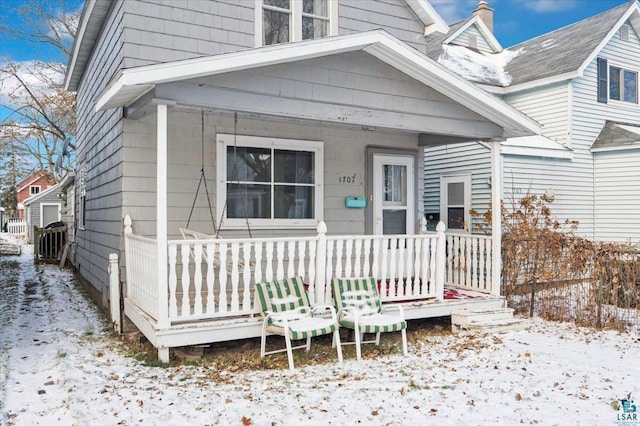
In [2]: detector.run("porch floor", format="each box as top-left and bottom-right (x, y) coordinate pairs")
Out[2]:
(124, 287), (505, 357)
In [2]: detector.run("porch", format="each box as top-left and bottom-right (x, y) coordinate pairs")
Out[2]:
(116, 214), (504, 362)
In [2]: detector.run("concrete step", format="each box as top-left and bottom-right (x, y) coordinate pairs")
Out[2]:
(451, 317), (532, 334)
(451, 307), (514, 325)
(0, 243), (21, 256)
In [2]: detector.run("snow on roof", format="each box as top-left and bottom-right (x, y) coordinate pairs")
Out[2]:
(437, 44), (519, 87)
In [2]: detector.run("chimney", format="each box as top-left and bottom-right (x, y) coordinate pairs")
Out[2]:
(473, 1), (494, 33)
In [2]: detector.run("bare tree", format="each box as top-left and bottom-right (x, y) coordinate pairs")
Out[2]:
(0, 0), (79, 183)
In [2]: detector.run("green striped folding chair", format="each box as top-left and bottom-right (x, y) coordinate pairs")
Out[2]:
(331, 277), (408, 360)
(255, 276), (343, 370)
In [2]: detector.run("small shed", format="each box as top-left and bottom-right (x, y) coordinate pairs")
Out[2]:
(23, 183), (63, 243)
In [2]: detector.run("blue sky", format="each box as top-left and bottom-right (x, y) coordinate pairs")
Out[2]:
(431, 0), (632, 47)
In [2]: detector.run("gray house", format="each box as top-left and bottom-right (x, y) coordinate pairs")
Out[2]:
(425, 1), (640, 243)
(64, 0), (539, 360)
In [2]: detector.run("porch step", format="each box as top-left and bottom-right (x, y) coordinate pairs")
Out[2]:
(0, 243), (21, 256)
(451, 308), (530, 333)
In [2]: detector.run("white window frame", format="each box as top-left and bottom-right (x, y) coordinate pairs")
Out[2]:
(440, 174), (472, 233)
(216, 134), (324, 229)
(78, 164), (87, 230)
(30, 185), (41, 195)
(255, 0), (339, 47)
(608, 61), (638, 105)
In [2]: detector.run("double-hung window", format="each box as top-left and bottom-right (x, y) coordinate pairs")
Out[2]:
(597, 57), (638, 104)
(216, 134), (323, 228)
(257, 0), (337, 46)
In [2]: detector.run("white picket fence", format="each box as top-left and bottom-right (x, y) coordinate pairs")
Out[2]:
(122, 215), (496, 325)
(6, 219), (27, 235)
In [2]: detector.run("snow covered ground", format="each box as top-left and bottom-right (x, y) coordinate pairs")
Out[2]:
(1, 234), (639, 425)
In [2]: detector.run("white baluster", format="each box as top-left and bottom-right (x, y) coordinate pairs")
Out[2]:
(345, 239), (353, 279)
(168, 245), (178, 318)
(287, 241), (296, 278)
(230, 243), (240, 312)
(276, 241), (285, 280)
(242, 242), (251, 312)
(265, 242), (274, 282)
(363, 239), (371, 277)
(180, 243), (191, 317)
(206, 243), (215, 314)
(297, 241), (306, 282)
(193, 243), (203, 316)
(335, 240), (344, 278)
(218, 242), (228, 313)
(354, 239), (363, 278)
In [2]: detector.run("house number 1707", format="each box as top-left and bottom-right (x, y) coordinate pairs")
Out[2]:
(339, 174), (357, 184)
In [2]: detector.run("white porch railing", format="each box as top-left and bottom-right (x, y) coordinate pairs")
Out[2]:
(7, 219), (27, 235)
(445, 233), (493, 293)
(124, 225), (159, 319)
(122, 215), (497, 325)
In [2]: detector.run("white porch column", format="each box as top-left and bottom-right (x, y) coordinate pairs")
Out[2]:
(490, 141), (502, 296)
(157, 104), (169, 331)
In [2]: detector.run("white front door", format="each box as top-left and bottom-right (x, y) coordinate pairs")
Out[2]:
(373, 154), (414, 235)
(440, 175), (471, 232)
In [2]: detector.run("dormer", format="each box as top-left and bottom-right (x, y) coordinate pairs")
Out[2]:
(443, 15), (502, 54)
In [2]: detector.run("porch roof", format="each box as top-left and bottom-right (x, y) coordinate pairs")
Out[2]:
(591, 120), (640, 152)
(96, 30), (540, 140)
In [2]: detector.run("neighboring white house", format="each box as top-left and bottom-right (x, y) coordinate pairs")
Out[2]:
(424, 1), (640, 243)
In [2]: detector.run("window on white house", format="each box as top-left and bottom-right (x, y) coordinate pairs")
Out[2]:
(217, 135), (323, 228)
(609, 66), (638, 103)
(260, 0), (333, 46)
(30, 185), (41, 195)
(598, 58), (638, 104)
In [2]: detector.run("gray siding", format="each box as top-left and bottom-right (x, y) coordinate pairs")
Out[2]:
(122, 0), (254, 68)
(175, 51), (489, 127)
(74, 0), (125, 303)
(123, 109), (424, 239)
(339, 0), (427, 51)
(122, 0), (427, 68)
(594, 149), (640, 243)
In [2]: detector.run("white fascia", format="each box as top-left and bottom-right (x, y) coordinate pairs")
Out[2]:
(64, 0), (96, 91)
(404, 0), (449, 35)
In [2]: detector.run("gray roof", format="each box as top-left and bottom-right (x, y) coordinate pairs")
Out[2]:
(504, 2), (632, 86)
(591, 121), (640, 151)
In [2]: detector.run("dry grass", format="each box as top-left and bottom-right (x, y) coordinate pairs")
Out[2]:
(120, 317), (453, 374)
